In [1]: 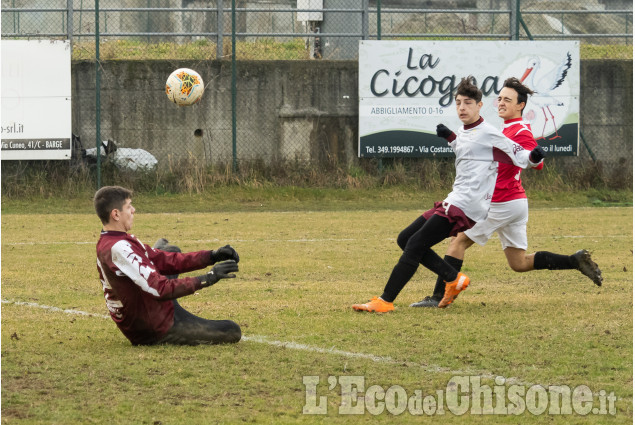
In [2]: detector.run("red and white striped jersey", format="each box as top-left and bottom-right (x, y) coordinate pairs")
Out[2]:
(96, 231), (211, 345)
(492, 118), (544, 203)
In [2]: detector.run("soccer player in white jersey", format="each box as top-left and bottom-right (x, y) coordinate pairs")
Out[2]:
(352, 77), (545, 313)
(411, 77), (602, 309)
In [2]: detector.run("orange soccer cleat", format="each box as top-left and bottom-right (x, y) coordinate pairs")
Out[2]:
(438, 272), (470, 308)
(352, 296), (394, 313)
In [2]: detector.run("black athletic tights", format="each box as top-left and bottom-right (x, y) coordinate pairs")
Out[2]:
(156, 300), (242, 346)
(381, 214), (459, 303)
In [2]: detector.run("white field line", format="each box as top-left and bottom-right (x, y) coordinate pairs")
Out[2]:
(2, 233), (628, 247)
(3, 298), (574, 393)
(2, 299), (111, 319)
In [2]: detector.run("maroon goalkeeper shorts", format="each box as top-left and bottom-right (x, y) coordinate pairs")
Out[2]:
(423, 201), (476, 237)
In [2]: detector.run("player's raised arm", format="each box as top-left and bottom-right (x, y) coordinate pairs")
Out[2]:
(436, 124), (456, 143)
(490, 127), (545, 168)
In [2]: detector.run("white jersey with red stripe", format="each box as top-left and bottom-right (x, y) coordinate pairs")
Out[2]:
(492, 118), (543, 203)
(443, 117), (541, 223)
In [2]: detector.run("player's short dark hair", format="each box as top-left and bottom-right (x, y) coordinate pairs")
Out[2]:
(94, 186), (133, 224)
(503, 77), (534, 112)
(455, 76), (482, 103)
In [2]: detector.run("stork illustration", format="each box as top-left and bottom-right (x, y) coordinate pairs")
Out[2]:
(520, 52), (572, 140)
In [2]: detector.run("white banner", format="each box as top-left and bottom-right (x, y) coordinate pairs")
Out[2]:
(1, 40), (72, 160)
(358, 40), (580, 158)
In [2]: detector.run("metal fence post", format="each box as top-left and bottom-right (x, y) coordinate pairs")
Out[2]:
(78, 0), (83, 42)
(13, 0), (19, 33)
(362, 0), (369, 40)
(510, 0), (519, 40)
(67, 0), (73, 43)
(376, 0), (383, 174)
(231, 0), (237, 173)
(580, 130), (598, 162)
(145, 0), (151, 44)
(95, 0), (101, 189)
(376, 0), (381, 39)
(217, 0), (224, 59)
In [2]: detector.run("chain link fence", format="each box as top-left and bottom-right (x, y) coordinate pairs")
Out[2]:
(1, 0), (632, 191)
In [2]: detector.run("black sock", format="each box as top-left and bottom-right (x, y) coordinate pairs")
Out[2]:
(381, 255), (419, 303)
(534, 251), (575, 270)
(420, 249), (458, 282)
(385, 214), (454, 302)
(432, 256), (463, 299)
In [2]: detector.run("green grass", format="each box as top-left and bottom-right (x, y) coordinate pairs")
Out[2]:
(72, 38), (310, 61)
(1, 195), (632, 423)
(1, 186), (632, 215)
(581, 44), (633, 60)
(70, 38), (632, 61)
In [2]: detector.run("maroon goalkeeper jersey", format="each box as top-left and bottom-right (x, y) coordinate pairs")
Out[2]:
(96, 231), (211, 345)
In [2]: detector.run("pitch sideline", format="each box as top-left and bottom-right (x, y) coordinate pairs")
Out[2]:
(2, 297), (569, 392)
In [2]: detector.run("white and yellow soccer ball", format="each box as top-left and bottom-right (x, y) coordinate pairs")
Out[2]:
(165, 68), (205, 106)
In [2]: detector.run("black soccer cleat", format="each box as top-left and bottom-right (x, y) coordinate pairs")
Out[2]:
(410, 296), (441, 308)
(573, 249), (603, 286)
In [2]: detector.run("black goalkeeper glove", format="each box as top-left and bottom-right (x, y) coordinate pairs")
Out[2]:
(436, 124), (455, 140)
(529, 146), (546, 163)
(198, 260), (239, 287)
(210, 245), (240, 264)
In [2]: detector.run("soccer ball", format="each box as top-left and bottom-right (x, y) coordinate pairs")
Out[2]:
(165, 68), (205, 106)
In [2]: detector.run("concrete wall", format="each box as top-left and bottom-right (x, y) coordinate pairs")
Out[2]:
(580, 60), (633, 168)
(72, 59), (632, 171)
(73, 60), (359, 165)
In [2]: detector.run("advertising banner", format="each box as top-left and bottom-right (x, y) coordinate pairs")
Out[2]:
(1, 40), (72, 160)
(358, 40), (580, 158)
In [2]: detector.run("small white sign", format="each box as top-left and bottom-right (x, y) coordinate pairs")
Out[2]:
(297, 0), (323, 22)
(1, 40), (72, 160)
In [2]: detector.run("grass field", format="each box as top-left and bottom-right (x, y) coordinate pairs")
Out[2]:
(70, 39), (634, 61)
(1, 194), (632, 424)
